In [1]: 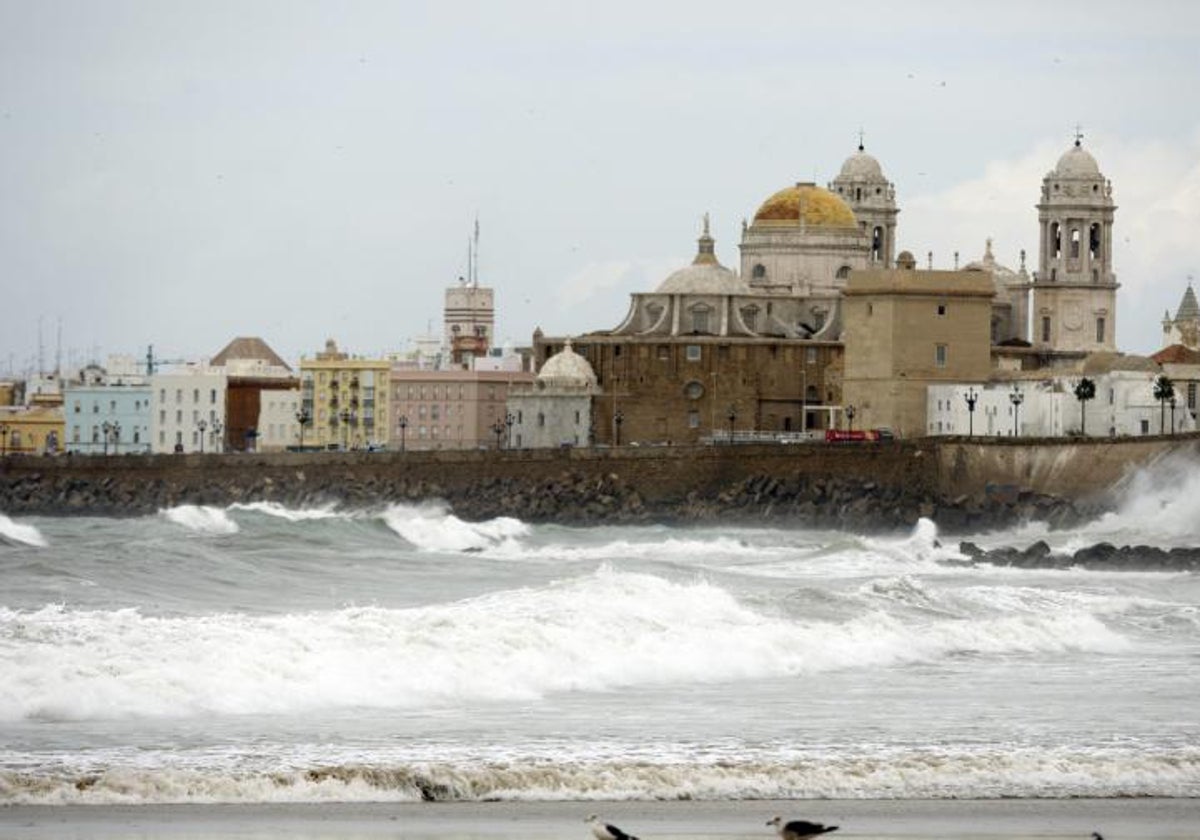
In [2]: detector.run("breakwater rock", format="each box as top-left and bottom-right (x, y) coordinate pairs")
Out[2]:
(959, 540), (1200, 572)
(0, 447), (1092, 533)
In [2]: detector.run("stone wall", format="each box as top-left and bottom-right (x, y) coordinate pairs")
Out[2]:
(3, 434), (1198, 531)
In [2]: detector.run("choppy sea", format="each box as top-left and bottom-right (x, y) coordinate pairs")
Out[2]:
(1, 460), (1198, 805)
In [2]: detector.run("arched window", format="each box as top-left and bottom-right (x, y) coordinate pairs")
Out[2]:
(1089, 223), (1101, 259)
(741, 306), (759, 332)
(1050, 222), (1061, 259)
(871, 226), (883, 262)
(1070, 229), (1081, 259)
(1096, 317), (1105, 343)
(690, 305), (711, 334)
(836, 265), (851, 280)
(752, 264), (766, 280)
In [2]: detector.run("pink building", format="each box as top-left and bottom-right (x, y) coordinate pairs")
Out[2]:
(389, 369), (534, 450)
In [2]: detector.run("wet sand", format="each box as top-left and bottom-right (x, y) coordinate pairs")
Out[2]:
(1, 799), (1197, 840)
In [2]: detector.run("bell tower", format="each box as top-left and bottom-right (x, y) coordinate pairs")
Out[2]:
(1032, 131), (1118, 353)
(829, 134), (899, 267)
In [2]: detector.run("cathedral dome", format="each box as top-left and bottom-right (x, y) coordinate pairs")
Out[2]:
(837, 147), (885, 181)
(538, 339), (597, 386)
(1054, 142), (1101, 177)
(962, 238), (1023, 291)
(655, 215), (748, 295)
(753, 183), (857, 229)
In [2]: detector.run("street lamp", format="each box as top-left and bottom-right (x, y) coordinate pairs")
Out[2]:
(964, 387), (979, 437)
(505, 412), (515, 449)
(295, 407), (311, 451)
(110, 421), (121, 455)
(1009, 384), (1024, 437)
(846, 405), (856, 433)
(726, 404), (737, 444)
(614, 410), (624, 446)
(211, 419), (223, 453)
(101, 421), (112, 456)
(1170, 396), (1177, 434)
(491, 418), (505, 450)
(338, 408), (352, 450)
(0, 423), (8, 457)
(196, 419), (208, 453)
(398, 415), (408, 452)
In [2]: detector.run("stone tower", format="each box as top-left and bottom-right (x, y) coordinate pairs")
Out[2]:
(1032, 135), (1118, 352)
(828, 140), (899, 268)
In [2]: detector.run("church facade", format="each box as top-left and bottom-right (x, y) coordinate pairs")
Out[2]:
(534, 136), (1138, 443)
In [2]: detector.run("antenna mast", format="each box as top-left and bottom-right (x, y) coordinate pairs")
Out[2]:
(473, 215), (480, 287)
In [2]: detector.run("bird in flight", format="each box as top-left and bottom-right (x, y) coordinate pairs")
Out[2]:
(585, 814), (640, 840)
(767, 816), (839, 840)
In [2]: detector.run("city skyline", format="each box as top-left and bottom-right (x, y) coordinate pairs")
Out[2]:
(3, 1), (1198, 373)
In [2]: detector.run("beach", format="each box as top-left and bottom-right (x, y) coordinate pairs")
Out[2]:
(2, 799), (1198, 839)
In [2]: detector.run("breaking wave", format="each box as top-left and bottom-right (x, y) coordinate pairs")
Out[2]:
(160, 505), (239, 535)
(3, 745), (1197, 804)
(0, 567), (1128, 723)
(380, 503), (529, 552)
(0, 512), (46, 547)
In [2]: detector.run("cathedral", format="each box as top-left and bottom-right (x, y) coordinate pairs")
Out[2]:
(532, 136), (1134, 445)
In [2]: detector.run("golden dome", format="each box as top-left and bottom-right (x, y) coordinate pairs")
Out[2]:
(753, 182), (857, 229)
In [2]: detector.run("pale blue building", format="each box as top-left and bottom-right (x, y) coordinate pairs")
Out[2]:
(63, 380), (153, 454)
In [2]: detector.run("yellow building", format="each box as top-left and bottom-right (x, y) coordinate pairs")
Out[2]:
(0, 405), (65, 455)
(841, 252), (995, 438)
(298, 339), (391, 450)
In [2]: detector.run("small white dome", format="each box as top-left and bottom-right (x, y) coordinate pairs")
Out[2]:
(838, 148), (885, 181)
(962, 238), (1022, 292)
(538, 340), (597, 386)
(1054, 143), (1101, 178)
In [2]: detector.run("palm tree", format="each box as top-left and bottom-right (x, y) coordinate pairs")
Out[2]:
(1074, 377), (1096, 436)
(1153, 374), (1176, 434)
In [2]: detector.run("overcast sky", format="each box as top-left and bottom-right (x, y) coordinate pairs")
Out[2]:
(2, 1), (1198, 374)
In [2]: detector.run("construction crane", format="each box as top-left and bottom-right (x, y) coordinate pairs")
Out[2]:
(144, 345), (187, 375)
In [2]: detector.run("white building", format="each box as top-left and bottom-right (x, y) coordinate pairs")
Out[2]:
(508, 340), (598, 449)
(150, 366), (228, 453)
(256, 389), (302, 452)
(927, 357), (1197, 438)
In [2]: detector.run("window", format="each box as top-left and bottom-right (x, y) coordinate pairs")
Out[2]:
(160, 389), (165, 402)
(159, 410), (166, 424)
(688, 410), (700, 428)
(73, 401), (80, 414)
(210, 389), (216, 404)
(574, 410), (581, 424)
(537, 413), (545, 427)
(937, 304), (946, 316)
(1095, 317), (1105, 343)
(72, 426), (80, 442)
(1140, 419), (1150, 435)
(935, 344), (947, 368)
(175, 410), (182, 423)
(691, 307), (710, 333)
(752, 264), (766, 280)
(1188, 383), (1197, 411)
(742, 306), (759, 332)
(836, 265), (852, 280)
(1042, 317), (1051, 343)
(657, 345), (669, 360)
(1070, 228), (1081, 259)
(684, 381), (705, 400)
(92, 402), (99, 414)
(686, 345), (701, 362)
(176, 389), (182, 403)
(193, 389), (199, 403)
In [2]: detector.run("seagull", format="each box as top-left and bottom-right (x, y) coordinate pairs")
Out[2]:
(585, 815), (640, 840)
(767, 816), (839, 840)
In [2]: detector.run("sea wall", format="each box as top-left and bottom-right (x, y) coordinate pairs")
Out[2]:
(2, 434), (1197, 531)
